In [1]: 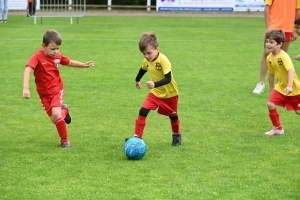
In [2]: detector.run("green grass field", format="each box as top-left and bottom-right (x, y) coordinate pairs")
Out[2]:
(0, 14), (299, 199)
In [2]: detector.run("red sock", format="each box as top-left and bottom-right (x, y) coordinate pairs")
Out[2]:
(55, 117), (68, 140)
(170, 119), (180, 134)
(134, 115), (146, 138)
(269, 109), (282, 129)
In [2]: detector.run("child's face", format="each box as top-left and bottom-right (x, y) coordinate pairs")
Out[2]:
(141, 45), (159, 62)
(265, 38), (282, 53)
(42, 42), (60, 57)
(295, 24), (300, 35)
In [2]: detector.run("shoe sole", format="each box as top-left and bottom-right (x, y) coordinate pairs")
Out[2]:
(253, 90), (264, 94)
(264, 132), (284, 136)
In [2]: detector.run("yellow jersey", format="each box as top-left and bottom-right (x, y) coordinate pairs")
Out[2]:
(267, 50), (300, 96)
(141, 53), (178, 99)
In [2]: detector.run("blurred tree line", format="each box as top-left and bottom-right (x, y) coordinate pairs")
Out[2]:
(86, 0), (156, 5)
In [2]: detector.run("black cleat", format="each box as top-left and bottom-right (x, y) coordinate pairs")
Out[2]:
(172, 134), (181, 146)
(62, 104), (71, 124)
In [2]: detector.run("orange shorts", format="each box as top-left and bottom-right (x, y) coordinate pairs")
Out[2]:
(39, 90), (64, 117)
(269, 90), (300, 110)
(142, 93), (178, 116)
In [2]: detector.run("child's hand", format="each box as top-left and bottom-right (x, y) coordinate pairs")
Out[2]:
(284, 86), (292, 95)
(23, 89), (30, 99)
(295, 55), (300, 61)
(84, 61), (95, 67)
(291, 31), (298, 42)
(136, 82), (142, 89)
(146, 81), (155, 89)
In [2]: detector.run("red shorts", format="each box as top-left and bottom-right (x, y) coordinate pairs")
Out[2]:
(269, 90), (300, 111)
(284, 32), (292, 42)
(39, 90), (64, 117)
(142, 93), (178, 116)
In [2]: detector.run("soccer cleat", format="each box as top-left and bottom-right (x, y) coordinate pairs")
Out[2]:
(253, 83), (265, 94)
(61, 138), (70, 148)
(172, 133), (182, 146)
(62, 104), (71, 124)
(264, 128), (284, 136)
(125, 136), (140, 142)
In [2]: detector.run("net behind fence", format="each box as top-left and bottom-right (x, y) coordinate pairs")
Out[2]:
(28, 0), (86, 24)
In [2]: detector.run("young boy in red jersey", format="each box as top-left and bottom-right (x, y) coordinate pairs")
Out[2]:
(23, 29), (94, 148)
(130, 32), (181, 146)
(264, 29), (300, 135)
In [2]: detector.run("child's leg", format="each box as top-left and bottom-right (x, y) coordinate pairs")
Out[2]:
(134, 107), (150, 138)
(51, 106), (68, 140)
(268, 108), (282, 129)
(169, 115), (180, 134)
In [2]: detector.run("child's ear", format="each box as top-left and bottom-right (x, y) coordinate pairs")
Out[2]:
(279, 42), (284, 48)
(41, 43), (46, 48)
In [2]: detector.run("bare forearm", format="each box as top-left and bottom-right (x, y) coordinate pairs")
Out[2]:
(287, 70), (294, 87)
(23, 67), (32, 89)
(67, 60), (94, 68)
(268, 74), (274, 91)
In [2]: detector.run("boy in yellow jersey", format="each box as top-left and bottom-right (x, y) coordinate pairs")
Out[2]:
(265, 29), (300, 135)
(130, 32), (181, 146)
(252, 0), (300, 94)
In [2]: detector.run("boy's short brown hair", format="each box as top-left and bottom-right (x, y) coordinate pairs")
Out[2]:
(138, 32), (159, 52)
(43, 29), (62, 46)
(265, 29), (285, 44)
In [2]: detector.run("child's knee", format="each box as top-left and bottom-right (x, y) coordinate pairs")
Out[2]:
(295, 110), (300, 115)
(267, 102), (275, 110)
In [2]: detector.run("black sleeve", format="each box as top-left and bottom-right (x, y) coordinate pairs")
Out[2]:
(154, 72), (171, 88)
(135, 67), (147, 82)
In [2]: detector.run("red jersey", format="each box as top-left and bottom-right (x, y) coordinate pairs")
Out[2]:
(26, 49), (70, 95)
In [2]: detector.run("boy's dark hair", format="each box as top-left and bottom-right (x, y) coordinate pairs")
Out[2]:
(138, 32), (159, 52)
(43, 29), (62, 46)
(295, 17), (300, 25)
(265, 29), (285, 44)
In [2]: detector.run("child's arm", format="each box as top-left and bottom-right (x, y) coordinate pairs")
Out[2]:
(67, 60), (94, 68)
(23, 66), (33, 99)
(268, 73), (275, 93)
(146, 72), (171, 89)
(135, 68), (147, 90)
(284, 69), (294, 95)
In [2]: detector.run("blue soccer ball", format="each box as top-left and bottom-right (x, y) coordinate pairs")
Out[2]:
(124, 137), (147, 160)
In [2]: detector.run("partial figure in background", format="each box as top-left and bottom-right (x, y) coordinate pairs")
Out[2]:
(0, 0), (8, 23)
(27, 0), (36, 17)
(253, 0), (300, 94)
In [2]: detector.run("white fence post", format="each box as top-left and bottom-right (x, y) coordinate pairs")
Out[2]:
(108, 0), (111, 10)
(147, 0), (150, 11)
(69, 0), (72, 10)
